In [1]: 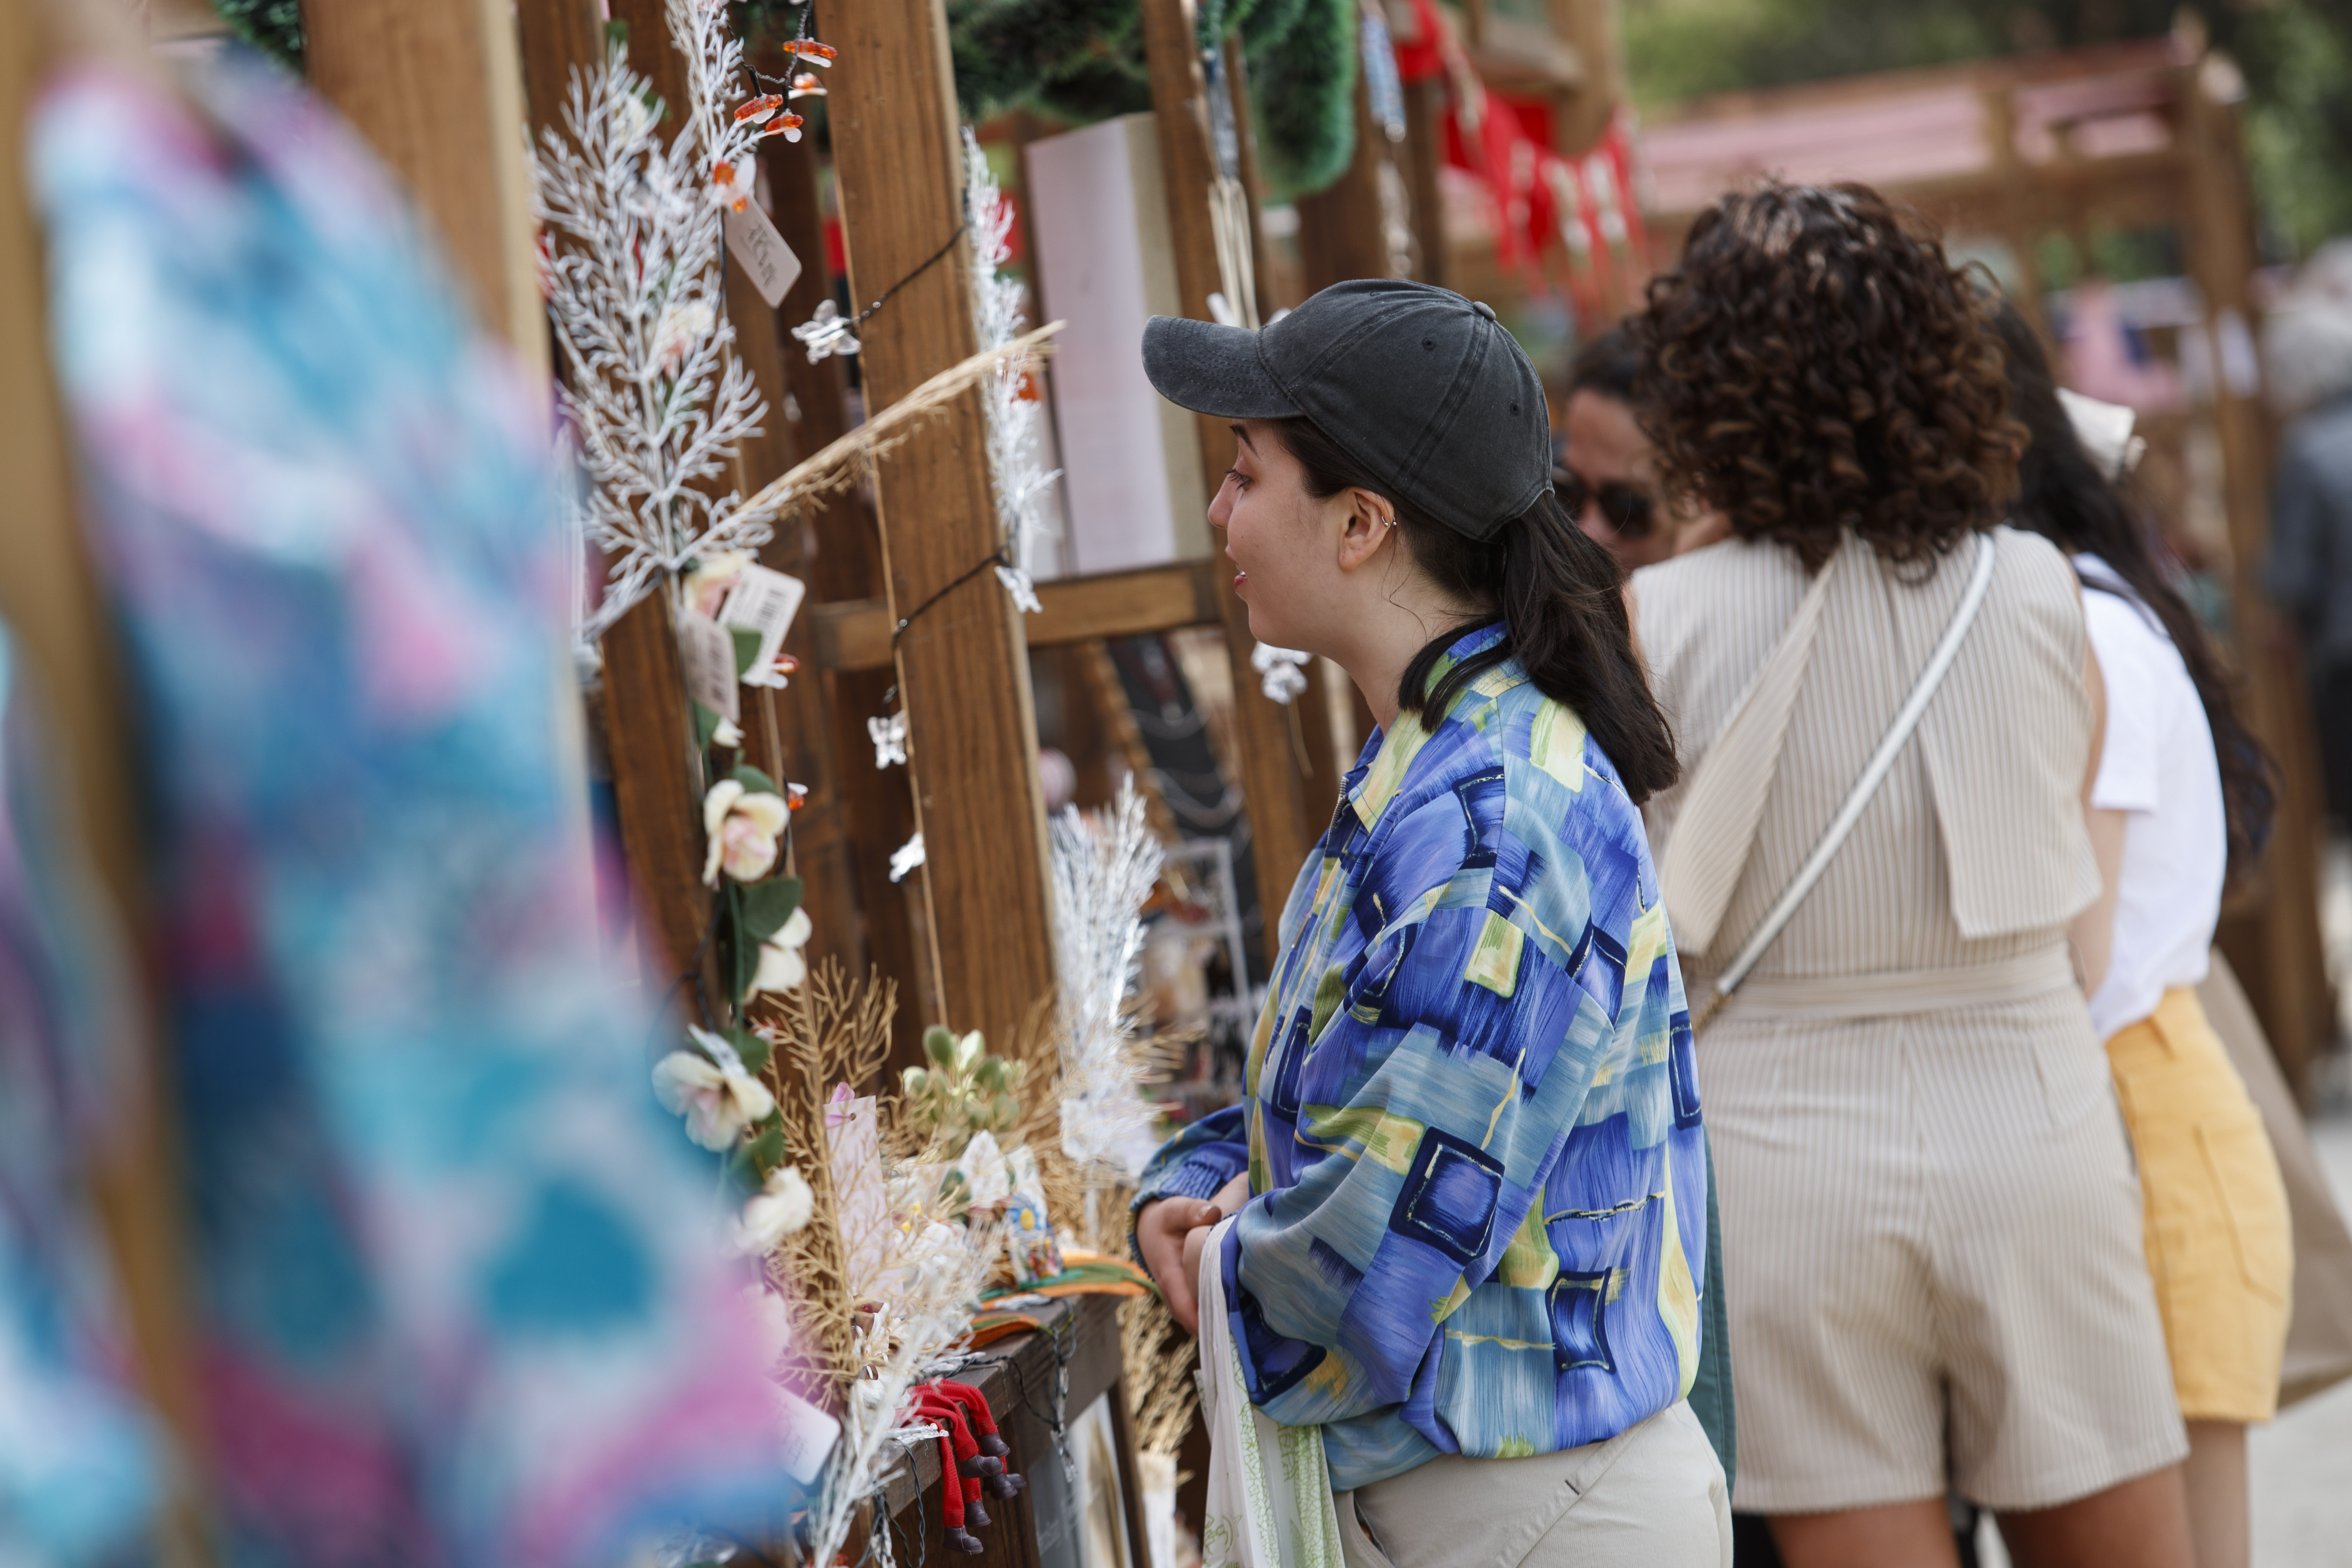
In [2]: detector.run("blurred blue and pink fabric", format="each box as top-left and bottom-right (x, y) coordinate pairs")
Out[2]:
(1, 52), (787, 1567)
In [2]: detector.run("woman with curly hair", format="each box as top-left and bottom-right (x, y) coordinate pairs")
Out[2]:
(1626, 184), (2194, 1567)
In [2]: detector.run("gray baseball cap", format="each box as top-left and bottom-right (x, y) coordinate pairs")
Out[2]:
(1141, 278), (1553, 541)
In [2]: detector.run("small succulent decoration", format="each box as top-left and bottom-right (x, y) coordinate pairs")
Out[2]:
(900, 1025), (1024, 1155)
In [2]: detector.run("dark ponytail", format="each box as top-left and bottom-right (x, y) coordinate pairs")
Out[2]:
(1272, 418), (1681, 804)
(1989, 305), (2277, 883)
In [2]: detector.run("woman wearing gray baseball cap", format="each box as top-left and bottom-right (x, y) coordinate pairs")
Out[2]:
(1128, 279), (1729, 1566)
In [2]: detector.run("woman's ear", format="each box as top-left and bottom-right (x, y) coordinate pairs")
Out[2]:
(1333, 487), (1398, 575)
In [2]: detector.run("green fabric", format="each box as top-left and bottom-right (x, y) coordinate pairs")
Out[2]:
(1687, 1129), (1737, 1492)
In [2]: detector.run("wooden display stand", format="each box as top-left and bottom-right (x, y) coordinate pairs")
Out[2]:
(3, 1), (1607, 1561)
(293, 0), (1363, 1560)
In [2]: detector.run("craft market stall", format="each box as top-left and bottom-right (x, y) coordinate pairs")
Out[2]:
(1, 0), (1632, 1561)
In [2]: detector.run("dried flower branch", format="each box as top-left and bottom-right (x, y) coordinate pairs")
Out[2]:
(1051, 779), (1168, 1185)
(755, 959), (895, 1402)
(533, 0), (778, 649)
(962, 128), (1059, 604)
(754, 962), (1006, 1568)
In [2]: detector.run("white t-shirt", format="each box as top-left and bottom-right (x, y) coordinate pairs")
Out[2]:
(2075, 553), (2227, 1039)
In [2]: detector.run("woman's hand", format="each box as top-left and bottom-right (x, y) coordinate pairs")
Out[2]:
(1180, 1222), (1213, 1309)
(1139, 1175), (1252, 1334)
(1137, 1197), (1221, 1332)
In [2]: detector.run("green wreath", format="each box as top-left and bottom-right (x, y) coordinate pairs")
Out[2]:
(211, 0), (1358, 196)
(933, 0), (1358, 193)
(211, 0), (303, 70)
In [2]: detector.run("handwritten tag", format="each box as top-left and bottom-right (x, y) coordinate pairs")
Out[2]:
(776, 1384), (842, 1484)
(676, 607), (740, 723)
(718, 563), (807, 687)
(724, 202), (802, 309)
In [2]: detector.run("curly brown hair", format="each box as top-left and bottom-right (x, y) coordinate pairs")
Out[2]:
(1632, 183), (2023, 573)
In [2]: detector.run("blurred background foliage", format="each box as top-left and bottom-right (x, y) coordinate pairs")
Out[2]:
(1622, 0), (2352, 260)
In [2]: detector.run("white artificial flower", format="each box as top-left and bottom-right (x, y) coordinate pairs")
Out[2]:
(614, 91), (658, 144)
(747, 906), (814, 997)
(711, 716), (743, 749)
(683, 549), (752, 618)
(994, 562), (1043, 616)
(709, 157), (756, 211)
(791, 298), (861, 363)
(701, 778), (790, 886)
(956, 1128), (1011, 1208)
(867, 711), (908, 769)
(732, 1165), (815, 1256)
(652, 1027), (776, 1150)
(1250, 642), (1311, 704)
(651, 298), (717, 377)
(888, 830), (925, 884)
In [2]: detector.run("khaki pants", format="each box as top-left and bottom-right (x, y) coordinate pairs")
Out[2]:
(1333, 1402), (1731, 1568)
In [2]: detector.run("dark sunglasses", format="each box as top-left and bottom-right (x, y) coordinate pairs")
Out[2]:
(1553, 465), (1657, 540)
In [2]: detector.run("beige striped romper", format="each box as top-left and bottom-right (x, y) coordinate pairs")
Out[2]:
(1631, 528), (2187, 1515)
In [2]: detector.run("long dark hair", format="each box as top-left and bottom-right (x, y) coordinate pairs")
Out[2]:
(1990, 304), (2277, 883)
(1271, 417), (1680, 805)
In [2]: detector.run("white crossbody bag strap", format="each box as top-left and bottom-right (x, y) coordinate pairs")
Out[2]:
(1698, 530), (2001, 1023)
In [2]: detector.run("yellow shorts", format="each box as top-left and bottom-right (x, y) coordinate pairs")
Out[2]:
(2105, 987), (2294, 1423)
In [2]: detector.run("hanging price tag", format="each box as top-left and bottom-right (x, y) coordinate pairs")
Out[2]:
(724, 202), (803, 309)
(676, 607), (740, 723)
(776, 1384), (842, 1484)
(718, 563), (808, 687)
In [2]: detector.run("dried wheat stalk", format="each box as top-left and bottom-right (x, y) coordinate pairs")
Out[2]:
(755, 958), (896, 1405)
(732, 323), (1061, 531)
(1121, 1292), (1203, 1460)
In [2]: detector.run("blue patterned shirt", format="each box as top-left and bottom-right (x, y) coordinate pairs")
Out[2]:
(1136, 625), (1708, 1491)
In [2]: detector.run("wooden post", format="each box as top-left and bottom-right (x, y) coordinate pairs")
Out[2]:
(1141, 0), (1334, 962)
(508, 0), (722, 1012)
(2180, 58), (2336, 1096)
(1, 3), (205, 1548)
(1980, 85), (2049, 340)
(1295, 0), (1413, 290)
(827, 0), (1059, 1043)
(303, 0), (543, 368)
(603, 593), (729, 1016)
(1225, 38), (1282, 322)
(758, 99), (933, 1063)
(1548, 0), (1620, 156)
(1403, 75), (1450, 291)
(514, 0), (603, 148)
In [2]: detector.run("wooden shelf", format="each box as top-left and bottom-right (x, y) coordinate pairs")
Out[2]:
(871, 1291), (1142, 1566)
(812, 559), (1225, 673)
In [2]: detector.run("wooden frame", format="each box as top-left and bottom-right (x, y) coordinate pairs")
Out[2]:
(814, 561), (1227, 675)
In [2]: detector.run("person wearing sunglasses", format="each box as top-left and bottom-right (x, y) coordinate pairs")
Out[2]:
(1556, 325), (1726, 571)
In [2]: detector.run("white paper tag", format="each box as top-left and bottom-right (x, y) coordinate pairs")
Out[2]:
(724, 202), (802, 309)
(718, 563), (807, 687)
(676, 607), (740, 723)
(776, 1384), (842, 1485)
